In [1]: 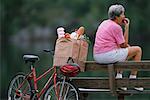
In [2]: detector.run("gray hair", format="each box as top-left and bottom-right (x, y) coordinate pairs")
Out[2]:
(108, 4), (125, 20)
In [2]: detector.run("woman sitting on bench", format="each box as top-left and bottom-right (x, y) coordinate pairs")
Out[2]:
(93, 4), (143, 91)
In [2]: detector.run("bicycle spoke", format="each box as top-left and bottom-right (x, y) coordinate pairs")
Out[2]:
(13, 81), (18, 89)
(67, 91), (75, 99)
(17, 78), (20, 87)
(11, 85), (17, 91)
(63, 84), (70, 100)
(59, 81), (65, 99)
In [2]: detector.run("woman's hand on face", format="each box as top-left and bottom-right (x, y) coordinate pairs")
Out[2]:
(123, 18), (130, 25)
(123, 18), (130, 29)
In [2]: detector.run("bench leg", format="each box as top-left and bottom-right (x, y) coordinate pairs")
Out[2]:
(118, 94), (124, 100)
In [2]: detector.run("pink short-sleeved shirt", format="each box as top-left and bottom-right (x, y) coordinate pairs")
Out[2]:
(94, 19), (125, 54)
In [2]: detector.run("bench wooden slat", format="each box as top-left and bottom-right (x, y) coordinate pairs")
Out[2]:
(78, 89), (150, 94)
(116, 78), (150, 88)
(85, 61), (150, 71)
(85, 63), (109, 71)
(115, 61), (150, 70)
(85, 61), (150, 64)
(72, 77), (150, 89)
(118, 90), (150, 94)
(72, 78), (109, 88)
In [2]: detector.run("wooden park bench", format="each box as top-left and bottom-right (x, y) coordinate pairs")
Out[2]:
(71, 61), (150, 100)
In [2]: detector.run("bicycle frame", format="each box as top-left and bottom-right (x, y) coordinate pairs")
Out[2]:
(16, 65), (57, 99)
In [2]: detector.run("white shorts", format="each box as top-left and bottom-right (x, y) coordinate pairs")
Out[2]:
(94, 48), (128, 64)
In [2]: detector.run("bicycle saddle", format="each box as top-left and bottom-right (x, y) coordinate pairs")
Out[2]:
(23, 55), (40, 63)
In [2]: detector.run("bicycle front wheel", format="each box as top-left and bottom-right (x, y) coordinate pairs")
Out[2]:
(43, 80), (79, 100)
(8, 73), (31, 100)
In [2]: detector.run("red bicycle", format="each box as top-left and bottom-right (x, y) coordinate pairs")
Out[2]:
(8, 51), (79, 100)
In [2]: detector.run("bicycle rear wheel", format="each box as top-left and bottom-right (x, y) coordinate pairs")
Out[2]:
(43, 80), (79, 100)
(8, 73), (31, 100)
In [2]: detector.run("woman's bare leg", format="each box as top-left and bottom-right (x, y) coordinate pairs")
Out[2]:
(116, 46), (142, 78)
(127, 46), (142, 75)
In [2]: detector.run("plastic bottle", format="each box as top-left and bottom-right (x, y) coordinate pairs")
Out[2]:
(57, 27), (65, 38)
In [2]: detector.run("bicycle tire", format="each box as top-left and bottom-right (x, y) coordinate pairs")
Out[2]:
(8, 73), (32, 100)
(43, 80), (80, 100)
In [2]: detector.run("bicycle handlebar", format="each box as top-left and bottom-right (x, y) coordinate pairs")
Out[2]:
(43, 49), (54, 57)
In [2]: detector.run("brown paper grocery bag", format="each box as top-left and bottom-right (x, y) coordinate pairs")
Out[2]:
(53, 38), (79, 66)
(53, 38), (88, 71)
(77, 40), (88, 71)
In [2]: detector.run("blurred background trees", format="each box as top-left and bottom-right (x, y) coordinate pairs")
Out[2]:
(1, 0), (150, 99)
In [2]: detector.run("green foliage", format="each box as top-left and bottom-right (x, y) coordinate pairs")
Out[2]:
(3, 0), (150, 38)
